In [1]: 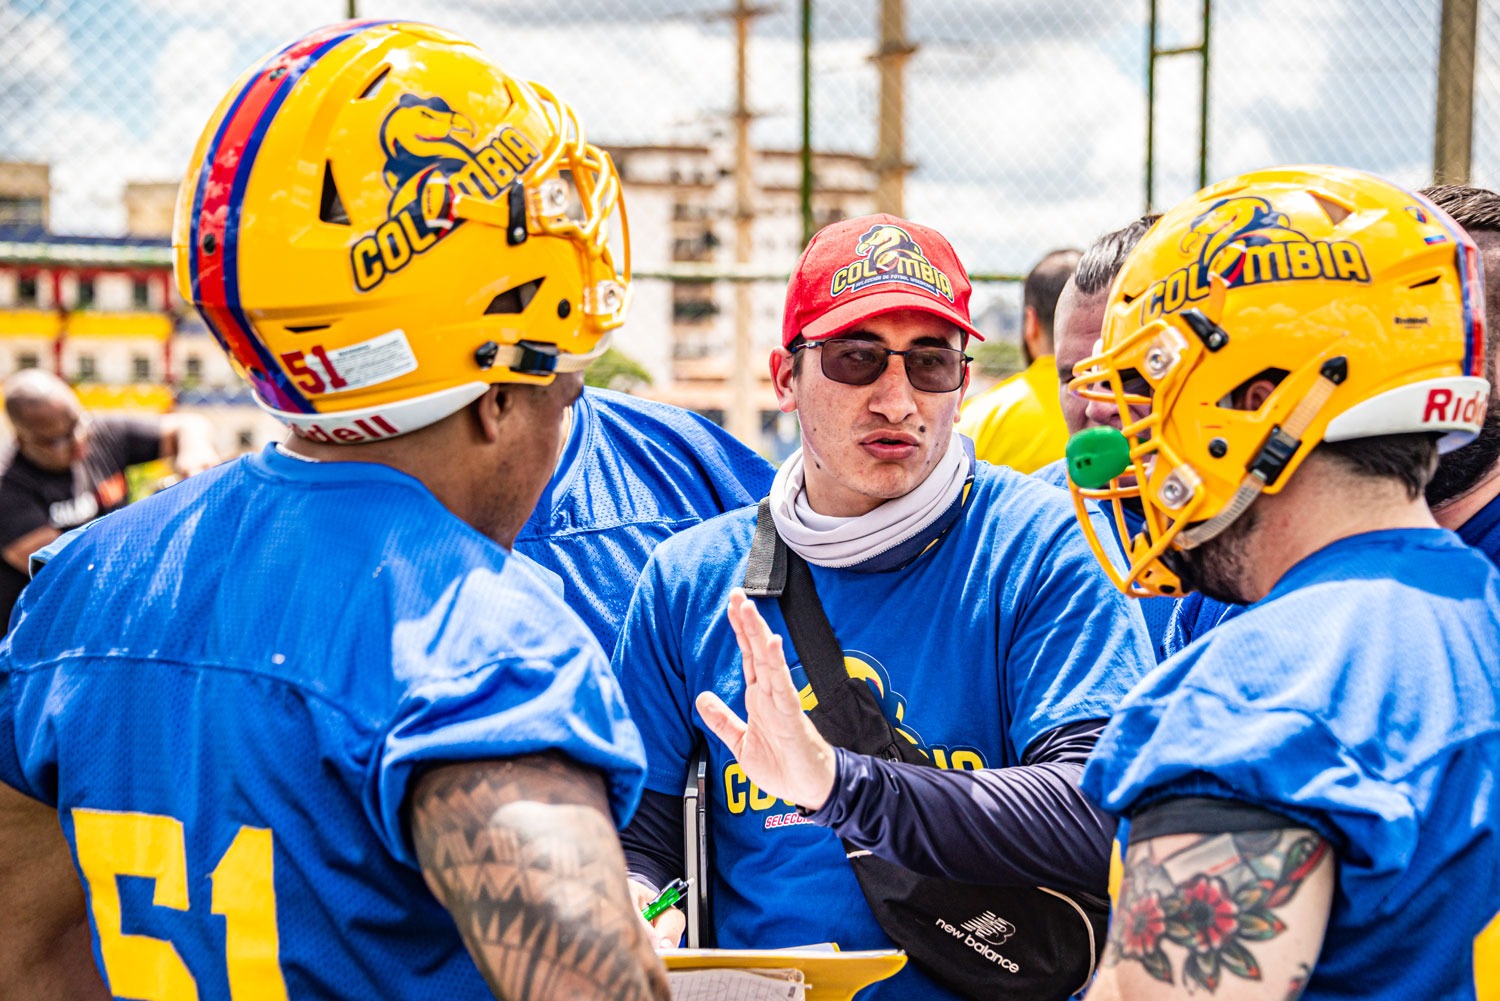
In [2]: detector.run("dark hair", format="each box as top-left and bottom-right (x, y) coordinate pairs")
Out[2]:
(1315, 433), (1439, 500)
(1073, 214), (1162, 297)
(788, 334), (806, 377)
(1420, 184), (1500, 234)
(1023, 249), (1082, 339)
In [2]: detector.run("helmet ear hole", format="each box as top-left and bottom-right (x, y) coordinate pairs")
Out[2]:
(485, 277), (545, 315)
(1218, 368), (1290, 411)
(319, 163), (350, 226)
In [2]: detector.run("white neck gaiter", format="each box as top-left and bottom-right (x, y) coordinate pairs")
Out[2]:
(769, 431), (969, 568)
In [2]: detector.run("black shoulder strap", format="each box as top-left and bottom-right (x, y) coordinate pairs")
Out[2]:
(742, 498), (786, 597)
(742, 499), (845, 700)
(741, 499), (886, 713)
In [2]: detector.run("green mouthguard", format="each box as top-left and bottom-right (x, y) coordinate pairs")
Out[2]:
(1065, 426), (1133, 489)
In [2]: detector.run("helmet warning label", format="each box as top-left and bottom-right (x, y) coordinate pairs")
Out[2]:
(314, 329), (418, 392)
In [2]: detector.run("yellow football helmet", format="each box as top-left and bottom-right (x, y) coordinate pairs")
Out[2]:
(1065, 165), (1489, 597)
(172, 20), (630, 442)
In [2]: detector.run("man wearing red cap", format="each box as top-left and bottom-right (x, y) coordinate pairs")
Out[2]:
(614, 215), (1152, 1000)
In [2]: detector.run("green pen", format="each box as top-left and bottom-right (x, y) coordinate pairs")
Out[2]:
(640, 877), (692, 922)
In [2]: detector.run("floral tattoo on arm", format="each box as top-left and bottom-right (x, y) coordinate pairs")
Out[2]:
(1105, 827), (1331, 992)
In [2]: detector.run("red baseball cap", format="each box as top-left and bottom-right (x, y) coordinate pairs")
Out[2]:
(781, 213), (985, 348)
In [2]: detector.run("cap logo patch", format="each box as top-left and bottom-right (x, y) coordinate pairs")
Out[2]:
(829, 223), (954, 301)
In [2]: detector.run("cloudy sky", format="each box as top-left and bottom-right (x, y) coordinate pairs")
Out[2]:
(4, 0), (1500, 280)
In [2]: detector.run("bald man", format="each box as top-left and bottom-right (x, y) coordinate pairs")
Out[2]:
(0, 370), (218, 629)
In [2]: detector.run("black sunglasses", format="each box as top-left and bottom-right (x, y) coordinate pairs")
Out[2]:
(792, 337), (971, 393)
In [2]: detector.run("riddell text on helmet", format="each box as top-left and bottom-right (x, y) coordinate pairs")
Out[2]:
(1424, 386), (1488, 425)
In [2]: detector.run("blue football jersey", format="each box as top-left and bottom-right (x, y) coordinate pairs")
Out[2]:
(0, 445), (645, 1000)
(1033, 457), (1178, 658)
(1084, 529), (1500, 1000)
(617, 463), (1153, 1001)
(514, 389), (773, 654)
(1459, 489), (1500, 566)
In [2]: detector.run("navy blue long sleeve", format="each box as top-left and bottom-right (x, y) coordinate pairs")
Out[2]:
(622, 787), (685, 893)
(809, 718), (1115, 896)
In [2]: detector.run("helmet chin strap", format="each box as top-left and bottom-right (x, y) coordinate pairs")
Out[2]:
(1177, 357), (1346, 549)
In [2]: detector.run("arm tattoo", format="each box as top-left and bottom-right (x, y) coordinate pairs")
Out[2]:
(1285, 963), (1312, 1000)
(1103, 828), (1331, 993)
(411, 752), (669, 1001)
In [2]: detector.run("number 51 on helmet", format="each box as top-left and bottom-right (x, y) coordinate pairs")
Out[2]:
(173, 20), (630, 443)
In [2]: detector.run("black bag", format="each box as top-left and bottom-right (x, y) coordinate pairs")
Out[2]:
(743, 500), (1107, 1001)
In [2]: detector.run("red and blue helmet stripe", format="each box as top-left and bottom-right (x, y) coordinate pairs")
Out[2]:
(1406, 188), (1486, 380)
(187, 20), (394, 414)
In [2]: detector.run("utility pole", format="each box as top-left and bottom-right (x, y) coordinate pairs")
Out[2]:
(1145, 0), (1211, 211)
(727, 0), (766, 446)
(1434, 0), (1478, 184)
(872, 0), (915, 216)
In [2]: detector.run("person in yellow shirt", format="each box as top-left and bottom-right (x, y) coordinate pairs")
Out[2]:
(957, 248), (1079, 471)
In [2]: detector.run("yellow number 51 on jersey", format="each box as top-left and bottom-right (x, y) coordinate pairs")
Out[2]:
(72, 809), (289, 1001)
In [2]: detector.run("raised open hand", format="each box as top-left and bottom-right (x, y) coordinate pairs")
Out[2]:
(694, 588), (837, 811)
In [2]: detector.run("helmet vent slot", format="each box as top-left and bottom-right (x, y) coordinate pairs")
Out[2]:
(357, 66), (391, 100)
(319, 163), (350, 226)
(1408, 275), (1440, 289)
(1311, 194), (1351, 226)
(485, 277), (545, 315)
(286, 324), (330, 334)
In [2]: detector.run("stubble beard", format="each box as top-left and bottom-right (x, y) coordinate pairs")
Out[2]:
(1160, 505), (1261, 605)
(1426, 396), (1500, 507)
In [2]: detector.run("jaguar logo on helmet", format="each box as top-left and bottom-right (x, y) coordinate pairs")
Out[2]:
(348, 94), (542, 293)
(828, 223), (955, 302)
(1140, 195), (1371, 322)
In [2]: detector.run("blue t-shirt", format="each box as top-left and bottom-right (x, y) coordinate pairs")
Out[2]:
(1083, 529), (1500, 1000)
(515, 389), (773, 654)
(1033, 457), (1178, 658)
(617, 463), (1153, 1001)
(1163, 489), (1500, 657)
(0, 445), (645, 1001)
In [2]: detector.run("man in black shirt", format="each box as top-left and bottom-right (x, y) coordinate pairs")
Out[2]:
(0, 369), (218, 629)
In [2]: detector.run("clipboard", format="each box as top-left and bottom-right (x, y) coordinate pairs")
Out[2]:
(663, 948), (906, 1001)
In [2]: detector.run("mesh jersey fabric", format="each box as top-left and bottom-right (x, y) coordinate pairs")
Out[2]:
(1160, 489), (1500, 659)
(0, 444), (645, 1000)
(955, 355), (1069, 474)
(1083, 529), (1500, 1001)
(1033, 457), (1178, 658)
(513, 388), (773, 654)
(1465, 490), (1500, 1001)
(616, 461), (1154, 1001)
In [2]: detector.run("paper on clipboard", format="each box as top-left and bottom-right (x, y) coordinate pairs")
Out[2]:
(668, 966), (805, 1001)
(663, 947), (906, 1001)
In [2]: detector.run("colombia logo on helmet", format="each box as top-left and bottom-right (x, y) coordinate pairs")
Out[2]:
(1140, 195), (1371, 322)
(828, 223), (955, 302)
(349, 93), (542, 293)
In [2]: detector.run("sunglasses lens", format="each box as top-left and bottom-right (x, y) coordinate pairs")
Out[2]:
(820, 341), (885, 386)
(905, 349), (965, 392)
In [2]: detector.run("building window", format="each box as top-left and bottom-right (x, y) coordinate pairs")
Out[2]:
(132, 279), (151, 308)
(185, 356), (203, 380)
(77, 355), (97, 382)
(76, 277), (95, 309)
(15, 353), (38, 370)
(0, 196), (44, 226)
(17, 275), (37, 306)
(237, 429), (255, 449)
(132, 355), (152, 382)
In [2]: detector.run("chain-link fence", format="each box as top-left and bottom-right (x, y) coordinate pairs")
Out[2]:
(1, 0), (1497, 421)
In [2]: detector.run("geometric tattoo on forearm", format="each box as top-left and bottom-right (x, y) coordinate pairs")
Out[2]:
(411, 753), (668, 1001)
(1103, 828), (1331, 994)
